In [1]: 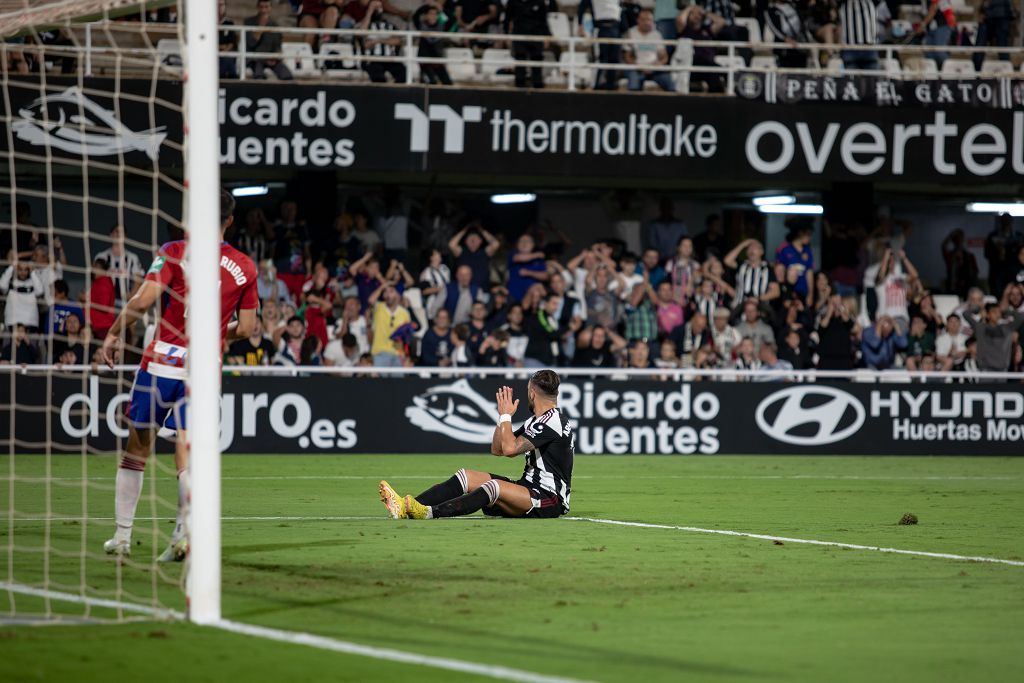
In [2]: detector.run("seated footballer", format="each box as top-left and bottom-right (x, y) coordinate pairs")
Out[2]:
(379, 369), (574, 520)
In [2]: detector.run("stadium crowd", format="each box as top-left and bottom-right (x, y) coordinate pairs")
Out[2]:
(4, 193), (1024, 379)
(6, 1), (1016, 88)
(207, 0), (1019, 89)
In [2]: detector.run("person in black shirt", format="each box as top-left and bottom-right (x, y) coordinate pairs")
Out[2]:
(226, 319), (276, 366)
(504, 0), (557, 88)
(477, 328), (511, 367)
(448, 223), (499, 288)
(51, 312), (87, 365)
(414, 2), (455, 84)
(524, 294), (564, 366)
(778, 328), (812, 369)
(418, 308), (453, 366)
(218, 0), (239, 79)
(572, 324), (626, 367)
(381, 369), (574, 519)
(0, 324), (39, 365)
(814, 294), (854, 369)
(245, 0), (293, 80)
(466, 301), (491, 357)
(455, 0), (498, 33)
(983, 214), (1024, 295)
(692, 214), (726, 262)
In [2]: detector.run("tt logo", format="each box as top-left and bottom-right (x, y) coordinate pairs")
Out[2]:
(393, 103), (483, 154)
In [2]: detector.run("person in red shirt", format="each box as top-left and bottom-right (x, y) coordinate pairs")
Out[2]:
(302, 263), (335, 348)
(86, 257), (117, 339)
(298, 0), (341, 47)
(100, 189), (258, 562)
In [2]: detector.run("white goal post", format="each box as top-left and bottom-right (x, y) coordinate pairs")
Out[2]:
(182, 0), (222, 625)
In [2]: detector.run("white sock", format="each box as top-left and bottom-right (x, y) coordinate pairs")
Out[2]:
(425, 506), (434, 519)
(171, 469), (190, 544)
(114, 457), (146, 543)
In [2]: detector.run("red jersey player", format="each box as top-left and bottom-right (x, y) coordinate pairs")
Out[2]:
(100, 189), (258, 561)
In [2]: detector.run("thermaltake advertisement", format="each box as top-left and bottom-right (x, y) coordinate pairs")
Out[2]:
(4, 374), (1024, 456)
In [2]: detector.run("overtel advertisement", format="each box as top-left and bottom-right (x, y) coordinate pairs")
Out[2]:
(3, 374), (1024, 455)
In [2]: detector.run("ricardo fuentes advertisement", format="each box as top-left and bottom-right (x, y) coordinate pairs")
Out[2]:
(3, 375), (1024, 456)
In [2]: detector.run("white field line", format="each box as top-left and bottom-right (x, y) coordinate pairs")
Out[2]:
(565, 517), (1024, 567)
(212, 619), (593, 683)
(0, 581), (592, 683)
(10, 514), (1024, 567)
(5, 474), (1021, 482)
(0, 581), (184, 620)
(11, 516), (385, 522)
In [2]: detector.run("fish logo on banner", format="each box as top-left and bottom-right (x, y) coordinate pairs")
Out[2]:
(405, 379), (500, 443)
(12, 86), (167, 160)
(755, 385), (865, 446)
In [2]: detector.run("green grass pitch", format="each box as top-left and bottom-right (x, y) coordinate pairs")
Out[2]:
(1, 454), (1023, 683)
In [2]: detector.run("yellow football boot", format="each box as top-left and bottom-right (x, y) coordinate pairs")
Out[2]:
(378, 480), (407, 519)
(404, 495), (432, 520)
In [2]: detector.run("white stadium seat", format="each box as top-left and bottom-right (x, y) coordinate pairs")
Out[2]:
(558, 51), (592, 89)
(884, 58), (902, 76)
(444, 47), (478, 83)
(281, 42), (317, 78)
(319, 43), (363, 80)
(750, 55), (776, 70)
(931, 295), (960, 321)
(670, 38), (693, 93)
(903, 57), (938, 76)
(480, 48), (514, 84)
(941, 58), (975, 77)
(980, 60), (1013, 76)
(713, 55), (745, 70)
(547, 12), (571, 41)
(400, 46), (419, 83)
(156, 39), (182, 69)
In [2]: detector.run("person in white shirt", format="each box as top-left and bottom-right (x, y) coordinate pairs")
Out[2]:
(623, 9), (674, 91)
(873, 248), (917, 333)
(710, 306), (741, 361)
(335, 296), (370, 354)
(31, 240), (66, 306)
(94, 224), (144, 305)
(257, 259), (293, 305)
(610, 252), (644, 301)
(0, 262), (43, 329)
(935, 313), (968, 371)
(418, 248), (451, 320)
(323, 331), (361, 367)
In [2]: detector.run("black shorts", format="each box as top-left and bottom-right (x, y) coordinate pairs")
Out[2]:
(482, 474), (564, 519)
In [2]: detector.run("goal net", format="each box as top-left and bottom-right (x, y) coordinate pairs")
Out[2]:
(0, 0), (214, 624)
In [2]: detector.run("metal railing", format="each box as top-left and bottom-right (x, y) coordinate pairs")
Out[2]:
(1, 364), (1021, 383)
(77, 21), (1024, 95)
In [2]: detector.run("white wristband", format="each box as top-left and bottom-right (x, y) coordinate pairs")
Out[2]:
(498, 414), (512, 425)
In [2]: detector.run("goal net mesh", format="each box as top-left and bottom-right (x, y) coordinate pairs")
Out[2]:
(0, 0), (189, 623)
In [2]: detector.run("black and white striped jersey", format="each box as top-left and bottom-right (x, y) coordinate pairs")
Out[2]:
(839, 0), (877, 45)
(515, 408), (574, 512)
(734, 260), (772, 304)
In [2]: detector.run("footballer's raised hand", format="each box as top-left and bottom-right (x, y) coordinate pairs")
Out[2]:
(496, 385), (519, 416)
